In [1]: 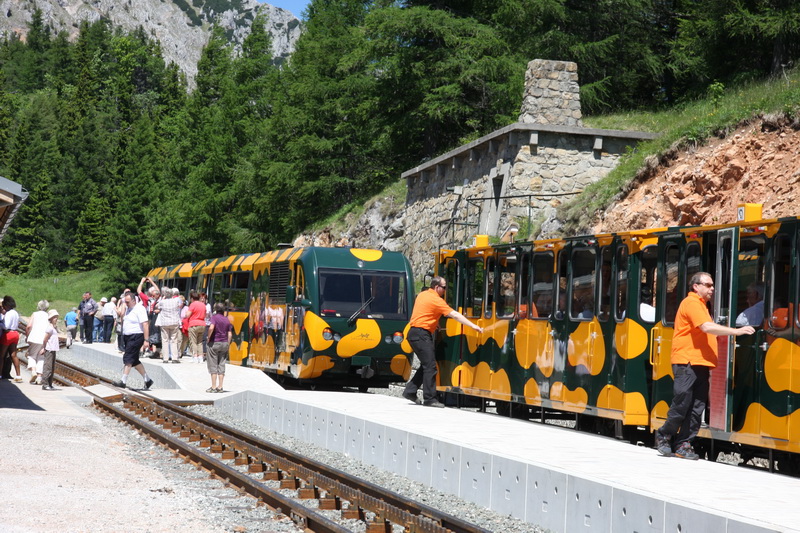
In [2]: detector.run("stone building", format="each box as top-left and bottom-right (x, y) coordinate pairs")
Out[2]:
(401, 59), (658, 277)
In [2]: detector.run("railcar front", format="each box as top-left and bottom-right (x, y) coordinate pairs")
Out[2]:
(248, 247), (415, 390)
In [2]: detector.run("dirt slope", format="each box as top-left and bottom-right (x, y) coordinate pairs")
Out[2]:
(593, 116), (800, 233)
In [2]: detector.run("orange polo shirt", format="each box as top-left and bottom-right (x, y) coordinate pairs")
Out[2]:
(670, 291), (717, 367)
(409, 288), (454, 333)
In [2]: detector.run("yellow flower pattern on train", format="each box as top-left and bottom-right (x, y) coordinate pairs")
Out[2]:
(337, 319), (381, 357)
(303, 312), (333, 352)
(549, 381), (588, 409)
(567, 318), (605, 376)
(349, 249), (383, 261)
(514, 319), (553, 375)
(614, 319), (649, 360)
(764, 338), (800, 393)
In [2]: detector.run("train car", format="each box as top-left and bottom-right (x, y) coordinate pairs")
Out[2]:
(433, 206), (800, 471)
(148, 247), (415, 389)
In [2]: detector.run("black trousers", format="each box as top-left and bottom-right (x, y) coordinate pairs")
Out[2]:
(404, 327), (438, 403)
(82, 315), (94, 343)
(660, 363), (710, 448)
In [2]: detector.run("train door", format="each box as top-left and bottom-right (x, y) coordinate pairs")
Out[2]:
(650, 233), (702, 425)
(549, 244), (570, 405)
(491, 249), (518, 398)
(730, 229), (767, 433)
(752, 227), (800, 442)
(708, 228), (738, 430)
(566, 242), (601, 410)
(438, 253), (466, 389)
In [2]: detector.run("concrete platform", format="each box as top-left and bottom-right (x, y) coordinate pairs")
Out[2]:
(20, 342), (800, 532)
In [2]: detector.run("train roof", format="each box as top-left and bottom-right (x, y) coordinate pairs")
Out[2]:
(148, 247), (411, 280)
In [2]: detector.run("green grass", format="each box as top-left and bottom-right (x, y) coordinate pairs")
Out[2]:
(564, 68), (800, 235)
(0, 270), (107, 318)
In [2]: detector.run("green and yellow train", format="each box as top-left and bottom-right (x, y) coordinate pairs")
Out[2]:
(433, 205), (800, 470)
(147, 246), (415, 390)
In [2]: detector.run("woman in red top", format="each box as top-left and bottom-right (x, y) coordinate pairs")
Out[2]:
(187, 291), (207, 363)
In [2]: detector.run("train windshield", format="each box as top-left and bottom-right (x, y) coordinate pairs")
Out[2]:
(318, 269), (408, 320)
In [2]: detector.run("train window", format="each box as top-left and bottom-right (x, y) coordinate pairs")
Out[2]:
(664, 244), (681, 324)
(445, 259), (458, 307)
(464, 258), (484, 318)
(497, 252), (517, 318)
(485, 257), (496, 319)
(687, 242), (701, 281)
(532, 252), (553, 318)
(598, 247), (613, 321)
(734, 236), (765, 327)
(570, 247), (596, 320)
(519, 252), (532, 319)
(615, 246), (629, 322)
(640, 246), (657, 323)
(318, 269), (408, 320)
(769, 233), (792, 330)
(556, 251), (568, 318)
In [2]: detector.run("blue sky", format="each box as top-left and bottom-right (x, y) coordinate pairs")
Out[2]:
(259, 0), (309, 19)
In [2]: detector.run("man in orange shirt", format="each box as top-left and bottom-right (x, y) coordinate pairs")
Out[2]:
(655, 272), (755, 459)
(403, 276), (483, 408)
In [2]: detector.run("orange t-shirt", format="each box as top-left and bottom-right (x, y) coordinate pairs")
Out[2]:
(670, 292), (717, 367)
(409, 288), (454, 333)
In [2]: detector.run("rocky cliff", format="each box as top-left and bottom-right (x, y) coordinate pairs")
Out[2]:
(0, 0), (301, 83)
(594, 114), (800, 233)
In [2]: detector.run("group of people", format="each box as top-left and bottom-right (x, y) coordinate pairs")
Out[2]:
(108, 278), (232, 394)
(71, 292), (119, 345)
(0, 278), (233, 395)
(0, 297), (62, 390)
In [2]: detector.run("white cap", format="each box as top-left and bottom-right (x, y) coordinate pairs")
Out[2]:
(100, 297), (108, 303)
(48, 309), (60, 319)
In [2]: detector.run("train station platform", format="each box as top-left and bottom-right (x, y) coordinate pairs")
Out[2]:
(33, 343), (800, 531)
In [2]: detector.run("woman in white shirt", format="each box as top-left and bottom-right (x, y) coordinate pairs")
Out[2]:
(0, 296), (21, 382)
(25, 299), (50, 384)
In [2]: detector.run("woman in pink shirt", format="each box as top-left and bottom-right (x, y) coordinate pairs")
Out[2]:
(187, 291), (206, 363)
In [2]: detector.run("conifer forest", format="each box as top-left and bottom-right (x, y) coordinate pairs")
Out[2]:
(0, 1), (797, 286)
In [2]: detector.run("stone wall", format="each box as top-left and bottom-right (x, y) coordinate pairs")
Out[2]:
(401, 124), (657, 277)
(518, 59), (583, 127)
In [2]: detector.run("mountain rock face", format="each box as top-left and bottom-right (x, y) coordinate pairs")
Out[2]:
(0, 0), (301, 83)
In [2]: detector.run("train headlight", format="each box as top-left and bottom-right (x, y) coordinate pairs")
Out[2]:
(333, 333), (342, 342)
(323, 328), (334, 341)
(384, 335), (392, 344)
(392, 332), (404, 344)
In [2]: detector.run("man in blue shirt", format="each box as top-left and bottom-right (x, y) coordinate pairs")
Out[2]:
(64, 307), (78, 348)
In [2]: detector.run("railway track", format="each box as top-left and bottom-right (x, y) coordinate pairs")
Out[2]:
(53, 360), (490, 533)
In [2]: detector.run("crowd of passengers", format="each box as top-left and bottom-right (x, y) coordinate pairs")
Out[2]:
(1, 276), (233, 393)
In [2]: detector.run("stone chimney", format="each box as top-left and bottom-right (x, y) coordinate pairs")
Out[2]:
(518, 59), (583, 127)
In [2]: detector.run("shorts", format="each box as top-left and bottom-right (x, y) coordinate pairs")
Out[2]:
(122, 333), (145, 366)
(0, 330), (19, 345)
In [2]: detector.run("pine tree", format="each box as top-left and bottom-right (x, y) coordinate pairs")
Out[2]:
(69, 195), (111, 271)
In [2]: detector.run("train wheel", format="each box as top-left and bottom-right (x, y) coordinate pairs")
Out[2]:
(358, 384), (369, 393)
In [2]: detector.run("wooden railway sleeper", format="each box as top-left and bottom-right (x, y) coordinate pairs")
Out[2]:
(298, 484), (319, 499)
(319, 495), (341, 510)
(341, 506), (365, 521)
(365, 517), (391, 533)
(263, 466), (282, 481)
(280, 475), (301, 490)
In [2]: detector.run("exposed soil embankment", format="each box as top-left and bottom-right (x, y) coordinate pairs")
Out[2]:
(594, 116), (800, 232)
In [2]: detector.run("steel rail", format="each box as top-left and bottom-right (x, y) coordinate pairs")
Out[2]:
(54, 359), (489, 533)
(136, 394), (489, 533)
(91, 395), (349, 533)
